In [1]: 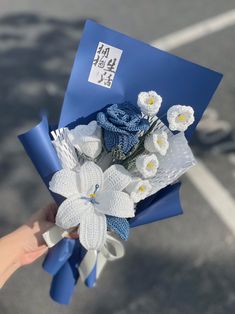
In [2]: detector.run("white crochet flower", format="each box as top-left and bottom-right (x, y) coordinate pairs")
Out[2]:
(136, 154), (159, 178)
(137, 91), (162, 116)
(167, 105), (195, 132)
(125, 178), (152, 203)
(49, 162), (134, 250)
(68, 121), (102, 159)
(144, 131), (169, 156)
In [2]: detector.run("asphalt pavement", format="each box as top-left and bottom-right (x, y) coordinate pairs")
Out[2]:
(0, 1), (235, 313)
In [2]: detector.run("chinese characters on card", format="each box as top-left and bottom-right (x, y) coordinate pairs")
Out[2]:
(88, 42), (123, 88)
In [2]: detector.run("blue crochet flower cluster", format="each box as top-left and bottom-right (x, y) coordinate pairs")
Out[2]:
(97, 102), (150, 154)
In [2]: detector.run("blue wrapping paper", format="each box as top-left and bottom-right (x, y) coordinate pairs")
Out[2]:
(19, 116), (61, 183)
(18, 20), (223, 304)
(60, 20), (222, 141)
(130, 182), (182, 228)
(50, 239), (81, 304)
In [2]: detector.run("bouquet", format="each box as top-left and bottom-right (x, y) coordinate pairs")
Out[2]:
(19, 20), (222, 304)
(47, 94), (196, 249)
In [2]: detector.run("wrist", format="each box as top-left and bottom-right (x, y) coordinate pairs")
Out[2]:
(0, 229), (24, 288)
(12, 225), (32, 265)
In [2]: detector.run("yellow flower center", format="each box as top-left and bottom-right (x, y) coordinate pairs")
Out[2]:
(146, 161), (155, 169)
(178, 114), (186, 121)
(89, 193), (97, 198)
(156, 138), (164, 145)
(147, 97), (155, 105)
(138, 185), (146, 192)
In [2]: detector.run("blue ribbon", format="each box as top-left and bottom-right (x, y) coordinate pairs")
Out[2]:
(50, 239), (81, 304)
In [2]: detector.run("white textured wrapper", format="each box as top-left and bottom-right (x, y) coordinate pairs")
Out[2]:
(149, 132), (196, 195)
(51, 128), (79, 170)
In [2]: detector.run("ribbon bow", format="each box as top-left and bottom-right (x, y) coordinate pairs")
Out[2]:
(43, 226), (125, 300)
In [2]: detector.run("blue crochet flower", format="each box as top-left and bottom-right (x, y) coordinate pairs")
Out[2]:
(97, 102), (150, 154)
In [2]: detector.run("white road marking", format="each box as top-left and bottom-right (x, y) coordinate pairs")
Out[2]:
(149, 9), (235, 233)
(151, 9), (235, 50)
(187, 161), (235, 236)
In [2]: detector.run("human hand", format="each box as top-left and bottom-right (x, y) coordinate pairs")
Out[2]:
(0, 203), (58, 288)
(18, 203), (58, 266)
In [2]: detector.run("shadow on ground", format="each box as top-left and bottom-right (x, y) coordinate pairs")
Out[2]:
(0, 13), (89, 233)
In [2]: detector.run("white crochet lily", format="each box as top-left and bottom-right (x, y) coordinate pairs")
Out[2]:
(125, 178), (152, 203)
(136, 154), (159, 178)
(167, 105), (195, 132)
(68, 120), (102, 159)
(137, 91), (162, 116)
(144, 130), (169, 156)
(49, 162), (134, 250)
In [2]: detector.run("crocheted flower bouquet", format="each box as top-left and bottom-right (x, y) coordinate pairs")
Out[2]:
(19, 20), (222, 304)
(49, 94), (196, 251)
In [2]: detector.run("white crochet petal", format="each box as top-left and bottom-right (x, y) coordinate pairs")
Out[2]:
(79, 210), (107, 250)
(80, 140), (102, 159)
(86, 120), (99, 135)
(71, 120), (98, 138)
(68, 121), (96, 144)
(137, 91), (162, 116)
(95, 125), (102, 138)
(68, 121), (102, 159)
(125, 179), (152, 203)
(136, 154), (159, 178)
(78, 124), (102, 143)
(95, 191), (135, 218)
(167, 105), (195, 132)
(67, 131), (81, 151)
(103, 164), (132, 191)
(49, 169), (79, 198)
(144, 131), (169, 156)
(56, 195), (93, 229)
(78, 161), (104, 194)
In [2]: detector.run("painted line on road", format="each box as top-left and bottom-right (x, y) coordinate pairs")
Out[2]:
(187, 161), (235, 236)
(150, 9), (235, 234)
(151, 9), (235, 50)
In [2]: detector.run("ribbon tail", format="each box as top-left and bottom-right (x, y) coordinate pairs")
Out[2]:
(50, 240), (80, 305)
(79, 234), (125, 286)
(96, 234), (125, 279)
(43, 225), (66, 248)
(78, 249), (97, 288)
(43, 238), (75, 276)
(50, 261), (78, 305)
(96, 252), (108, 279)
